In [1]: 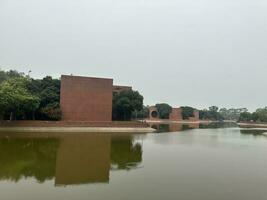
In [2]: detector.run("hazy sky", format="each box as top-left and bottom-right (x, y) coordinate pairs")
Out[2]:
(1, 0), (267, 111)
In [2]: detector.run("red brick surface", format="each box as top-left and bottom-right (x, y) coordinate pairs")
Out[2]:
(60, 75), (113, 122)
(169, 108), (183, 121)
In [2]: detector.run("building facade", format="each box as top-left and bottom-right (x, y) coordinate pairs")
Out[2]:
(60, 75), (113, 122)
(60, 75), (133, 122)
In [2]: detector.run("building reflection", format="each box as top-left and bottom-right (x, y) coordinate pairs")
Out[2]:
(150, 123), (200, 132)
(0, 133), (143, 186)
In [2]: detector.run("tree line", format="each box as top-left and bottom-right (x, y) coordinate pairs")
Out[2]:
(0, 69), (144, 121)
(1, 69), (266, 123)
(0, 70), (61, 120)
(141, 103), (267, 123)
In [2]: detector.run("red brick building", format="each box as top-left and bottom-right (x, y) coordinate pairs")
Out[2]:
(60, 75), (114, 122)
(148, 106), (199, 121)
(60, 75), (133, 122)
(169, 108), (183, 121)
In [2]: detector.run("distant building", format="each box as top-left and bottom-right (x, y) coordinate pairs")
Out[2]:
(113, 85), (132, 94)
(148, 106), (159, 120)
(169, 108), (182, 121)
(60, 75), (131, 122)
(148, 106), (199, 121)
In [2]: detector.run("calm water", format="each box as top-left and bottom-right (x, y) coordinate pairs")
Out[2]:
(0, 124), (267, 200)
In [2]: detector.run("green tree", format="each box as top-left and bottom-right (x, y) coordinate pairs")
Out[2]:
(155, 103), (172, 119)
(199, 106), (224, 121)
(181, 106), (195, 120)
(209, 106), (219, 112)
(239, 112), (253, 122)
(112, 90), (144, 121)
(255, 107), (267, 122)
(0, 69), (24, 84)
(27, 76), (61, 120)
(0, 77), (40, 120)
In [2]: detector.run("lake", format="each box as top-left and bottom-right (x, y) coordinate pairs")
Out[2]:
(0, 123), (267, 200)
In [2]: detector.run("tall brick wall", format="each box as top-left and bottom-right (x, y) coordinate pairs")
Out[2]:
(169, 108), (183, 121)
(189, 110), (200, 121)
(60, 75), (113, 122)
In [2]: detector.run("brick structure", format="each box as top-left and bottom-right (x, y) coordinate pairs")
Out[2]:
(169, 108), (183, 121)
(60, 75), (113, 122)
(148, 106), (159, 120)
(113, 85), (132, 94)
(147, 106), (199, 122)
(189, 110), (199, 121)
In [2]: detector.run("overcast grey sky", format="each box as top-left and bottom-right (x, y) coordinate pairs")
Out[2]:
(0, 0), (266, 111)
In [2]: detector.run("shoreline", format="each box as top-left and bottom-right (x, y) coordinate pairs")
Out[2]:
(0, 120), (155, 133)
(238, 122), (267, 128)
(0, 127), (155, 133)
(144, 120), (233, 124)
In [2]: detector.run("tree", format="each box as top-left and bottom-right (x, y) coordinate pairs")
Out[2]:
(255, 107), (267, 122)
(181, 106), (195, 120)
(209, 106), (219, 112)
(0, 77), (40, 120)
(27, 76), (61, 120)
(155, 103), (172, 119)
(112, 90), (144, 121)
(239, 112), (253, 122)
(199, 106), (224, 121)
(0, 69), (24, 84)
(133, 105), (149, 119)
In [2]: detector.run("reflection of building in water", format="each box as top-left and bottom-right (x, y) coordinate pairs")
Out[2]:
(150, 123), (200, 132)
(0, 133), (143, 186)
(55, 134), (111, 185)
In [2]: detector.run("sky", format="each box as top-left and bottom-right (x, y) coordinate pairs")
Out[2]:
(0, 0), (267, 111)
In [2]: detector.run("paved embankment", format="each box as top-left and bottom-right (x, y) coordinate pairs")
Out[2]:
(0, 127), (155, 133)
(0, 120), (155, 133)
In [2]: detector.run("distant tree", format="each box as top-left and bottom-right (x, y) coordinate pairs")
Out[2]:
(199, 106), (224, 121)
(155, 103), (172, 119)
(209, 106), (219, 112)
(0, 69), (24, 84)
(255, 107), (267, 122)
(239, 112), (253, 122)
(113, 90), (144, 121)
(181, 106), (195, 120)
(220, 108), (249, 121)
(133, 105), (149, 119)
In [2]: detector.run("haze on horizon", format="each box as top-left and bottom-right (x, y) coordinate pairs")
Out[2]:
(0, 0), (266, 111)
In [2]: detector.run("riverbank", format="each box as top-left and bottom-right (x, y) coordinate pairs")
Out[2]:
(144, 119), (217, 124)
(238, 122), (267, 128)
(0, 120), (155, 133)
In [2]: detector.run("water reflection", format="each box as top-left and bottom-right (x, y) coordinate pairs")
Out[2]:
(150, 123), (200, 132)
(240, 129), (267, 136)
(0, 133), (143, 186)
(150, 122), (237, 132)
(199, 122), (237, 129)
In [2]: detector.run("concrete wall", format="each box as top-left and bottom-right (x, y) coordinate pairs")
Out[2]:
(60, 75), (113, 122)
